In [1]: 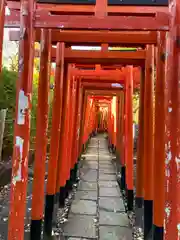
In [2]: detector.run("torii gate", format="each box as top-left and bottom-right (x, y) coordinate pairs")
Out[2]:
(0, 0), (180, 240)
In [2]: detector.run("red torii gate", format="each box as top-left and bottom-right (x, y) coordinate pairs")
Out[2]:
(0, 0), (180, 240)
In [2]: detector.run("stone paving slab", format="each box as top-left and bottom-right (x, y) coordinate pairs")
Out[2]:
(71, 200), (97, 215)
(99, 168), (115, 174)
(99, 226), (132, 240)
(99, 197), (125, 212)
(83, 161), (98, 170)
(75, 190), (97, 201)
(99, 181), (118, 188)
(99, 174), (117, 181)
(99, 187), (121, 197)
(80, 169), (97, 182)
(78, 181), (97, 191)
(63, 215), (97, 239)
(62, 135), (131, 240)
(99, 211), (130, 226)
(99, 157), (112, 161)
(99, 162), (114, 166)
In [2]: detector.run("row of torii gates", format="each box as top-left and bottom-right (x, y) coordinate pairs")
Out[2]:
(0, 0), (180, 239)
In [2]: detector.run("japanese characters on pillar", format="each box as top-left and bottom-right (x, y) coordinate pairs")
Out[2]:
(164, 1), (180, 239)
(8, 0), (35, 239)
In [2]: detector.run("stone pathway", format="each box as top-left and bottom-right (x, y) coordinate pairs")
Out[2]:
(62, 135), (132, 240)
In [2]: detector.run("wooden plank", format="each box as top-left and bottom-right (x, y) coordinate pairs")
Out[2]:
(5, 10), (169, 30)
(9, 29), (158, 44)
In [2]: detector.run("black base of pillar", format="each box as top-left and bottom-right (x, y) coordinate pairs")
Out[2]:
(44, 194), (55, 237)
(69, 169), (74, 190)
(59, 186), (66, 207)
(144, 200), (153, 239)
(67, 178), (73, 192)
(120, 166), (126, 190)
(82, 144), (85, 153)
(135, 197), (144, 228)
(70, 168), (75, 184)
(73, 163), (78, 182)
(111, 144), (114, 152)
(127, 189), (134, 211)
(65, 180), (70, 198)
(30, 219), (42, 240)
(135, 197), (143, 208)
(152, 225), (164, 240)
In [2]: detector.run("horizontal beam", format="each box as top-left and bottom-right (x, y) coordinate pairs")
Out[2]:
(35, 47), (145, 64)
(5, 10), (169, 30)
(64, 49), (146, 65)
(7, 2), (168, 14)
(72, 68), (140, 83)
(9, 29), (158, 44)
(81, 77), (125, 83)
(82, 82), (124, 88)
(37, 0), (168, 6)
(85, 89), (122, 96)
(71, 68), (125, 78)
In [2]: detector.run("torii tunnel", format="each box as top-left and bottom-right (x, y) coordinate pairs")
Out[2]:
(0, 0), (180, 239)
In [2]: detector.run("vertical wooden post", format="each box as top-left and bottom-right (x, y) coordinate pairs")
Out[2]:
(57, 63), (70, 207)
(70, 78), (80, 183)
(125, 66), (134, 211)
(144, 45), (155, 238)
(44, 42), (64, 237)
(0, 0), (6, 71)
(64, 73), (74, 193)
(68, 78), (77, 187)
(152, 32), (166, 240)
(79, 90), (87, 154)
(30, 29), (51, 240)
(95, 0), (107, 17)
(135, 67), (145, 229)
(8, 0), (35, 239)
(75, 80), (83, 159)
(116, 95), (120, 160)
(164, 1), (180, 239)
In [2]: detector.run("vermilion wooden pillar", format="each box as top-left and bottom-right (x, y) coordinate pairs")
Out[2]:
(77, 81), (83, 159)
(152, 32), (166, 240)
(135, 67), (145, 229)
(79, 91), (87, 154)
(65, 74), (75, 192)
(71, 78), (80, 183)
(144, 44), (155, 238)
(8, 1), (35, 239)
(69, 78), (78, 186)
(30, 29), (51, 240)
(0, 0), (6, 71)
(125, 66), (134, 211)
(57, 63), (70, 207)
(44, 42), (64, 237)
(164, 1), (180, 239)
(112, 96), (117, 152)
(116, 96), (120, 160)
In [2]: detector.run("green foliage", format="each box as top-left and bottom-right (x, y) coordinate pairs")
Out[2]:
(133, 88), (140, 124)
(0, 68), (17, 155)
(0, 41), (55, 158)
